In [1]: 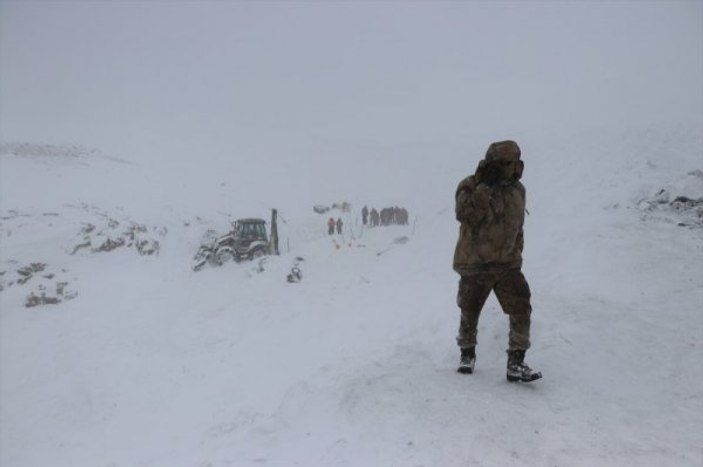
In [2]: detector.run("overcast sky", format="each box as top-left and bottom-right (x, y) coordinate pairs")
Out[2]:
(1, 1), (701, 164)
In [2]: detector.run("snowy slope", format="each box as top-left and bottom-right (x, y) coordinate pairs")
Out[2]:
(1, 127), (702, 467)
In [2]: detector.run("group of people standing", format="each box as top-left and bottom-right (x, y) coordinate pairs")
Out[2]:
(325, 205), (410, 236)
(327, 217), (343, 235)
(361, 205), (409, 227)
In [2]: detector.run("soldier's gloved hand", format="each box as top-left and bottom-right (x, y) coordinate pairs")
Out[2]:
(475, 160), (500, 187)
(481, 163), (501, 186)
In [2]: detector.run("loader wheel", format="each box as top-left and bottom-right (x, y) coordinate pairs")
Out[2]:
(215, 247), (235, 265)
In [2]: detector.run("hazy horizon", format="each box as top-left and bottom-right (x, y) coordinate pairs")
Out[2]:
(1, 1), (702, 165)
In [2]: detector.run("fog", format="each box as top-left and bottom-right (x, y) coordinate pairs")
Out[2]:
(1, 6), (703, 464)
(1, 1), (701, 166)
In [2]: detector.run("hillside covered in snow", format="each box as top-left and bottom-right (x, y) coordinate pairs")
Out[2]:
(1, 125), (702, 467)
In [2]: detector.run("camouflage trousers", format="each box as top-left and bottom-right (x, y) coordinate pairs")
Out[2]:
(456, 268), (532, 351)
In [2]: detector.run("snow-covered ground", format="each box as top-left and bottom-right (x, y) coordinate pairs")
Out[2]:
(1, 126), (702, 467)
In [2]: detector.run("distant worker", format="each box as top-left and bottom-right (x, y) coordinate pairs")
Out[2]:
(327, 217), (335, 235)
(370, 208), (379, 227)
(400, 208), (409, 225)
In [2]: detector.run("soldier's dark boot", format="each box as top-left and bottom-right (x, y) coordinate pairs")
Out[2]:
(457, 347), (476, 374)
(506, 349), (542, 382)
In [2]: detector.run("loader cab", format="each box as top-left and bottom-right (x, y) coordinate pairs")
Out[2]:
(232, 218), (268, 242)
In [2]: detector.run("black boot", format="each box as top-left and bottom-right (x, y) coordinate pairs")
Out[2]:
(457, 347), (476, 374)
(506, 349), (542, 382)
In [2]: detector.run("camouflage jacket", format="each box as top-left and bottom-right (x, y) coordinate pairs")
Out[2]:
(453, 175), (525, 274)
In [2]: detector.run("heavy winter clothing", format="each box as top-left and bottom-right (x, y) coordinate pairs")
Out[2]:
(453, 142), (526, 275)
(456, 268), (532, 350)
(453, 177), (525, 274)
(453, 140), (535, 354)
(506, 349), (541, 382)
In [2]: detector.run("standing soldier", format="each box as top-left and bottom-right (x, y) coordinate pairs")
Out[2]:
(380, 208), (389, 226)
(453, 140), (541, 383)
(370, 208), (379, 227)
(362, 205), (369, 226)
(336, 217), (343, 235)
